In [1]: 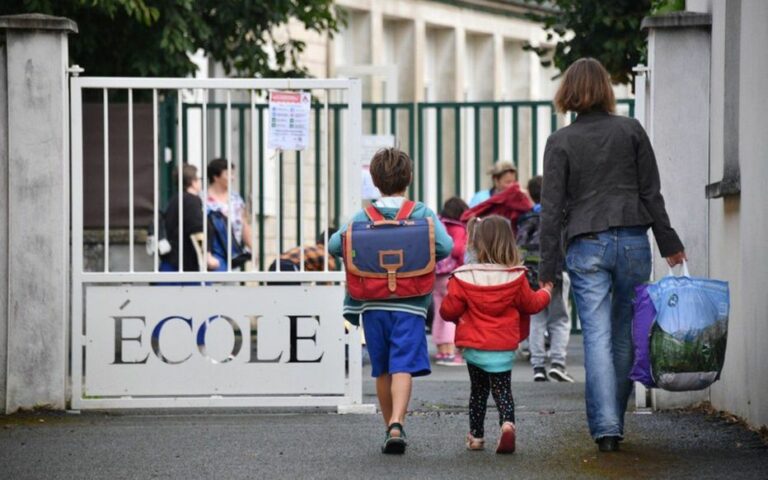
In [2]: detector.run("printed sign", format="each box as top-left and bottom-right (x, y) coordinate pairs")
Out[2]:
(84, 285), (345, 396)
(268, 90), (311, 150)
(361, 135), (396, 199)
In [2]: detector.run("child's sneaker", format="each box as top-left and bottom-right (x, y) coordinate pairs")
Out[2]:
(436, 354), (455, 366)
(548, 363), (574, 383)
(496, 422), (516, 454)
(466, 433), (485, 451)
(450, 352), (466, 366)
(533, 366), (548, 382)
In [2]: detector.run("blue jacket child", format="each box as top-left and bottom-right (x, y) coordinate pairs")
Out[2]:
(327, 146), (452, 454)
(328, 197), (454, 324)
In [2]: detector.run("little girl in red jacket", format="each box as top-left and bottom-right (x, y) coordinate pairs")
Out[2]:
(439, 215), (552, 453)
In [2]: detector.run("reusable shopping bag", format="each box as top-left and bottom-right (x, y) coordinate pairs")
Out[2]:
(647, 262), (730, 391)
(629, 283), (657, 388)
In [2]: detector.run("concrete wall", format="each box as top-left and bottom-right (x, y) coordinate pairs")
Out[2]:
(0, 33), (8, 412)
(331, 0), (555, 103)
(646, 2), (768, 429)
(708, 0), (768, 429)
(0, 15), (76, 412)
(644, 13), (713, 409)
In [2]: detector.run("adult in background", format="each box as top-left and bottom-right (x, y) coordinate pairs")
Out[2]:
(160, 164), (219, 273)
(468, 161), (518, 208)
(539, 58), (686, 453)
(206, 158), (253, 271)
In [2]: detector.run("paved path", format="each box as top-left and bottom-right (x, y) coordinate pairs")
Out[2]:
(1, 336), (766, 479)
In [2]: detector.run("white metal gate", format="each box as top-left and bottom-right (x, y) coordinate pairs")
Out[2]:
(70, 77), (369, 410)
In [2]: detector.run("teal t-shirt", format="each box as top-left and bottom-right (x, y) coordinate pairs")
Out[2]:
(462, 348), (516, 373)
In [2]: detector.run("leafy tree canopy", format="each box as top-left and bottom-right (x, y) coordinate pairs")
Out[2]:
(524, 0), (684, 85)
(0, 0), (343, 78)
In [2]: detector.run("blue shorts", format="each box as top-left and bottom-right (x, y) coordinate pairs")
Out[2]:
(362, 310), (431, 378)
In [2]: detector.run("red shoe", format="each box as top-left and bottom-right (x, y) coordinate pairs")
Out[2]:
(496, 422), (516, 454)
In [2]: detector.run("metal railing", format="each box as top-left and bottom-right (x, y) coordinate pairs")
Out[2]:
(159, 98), (633, 267)
(70, 77), (366, 410)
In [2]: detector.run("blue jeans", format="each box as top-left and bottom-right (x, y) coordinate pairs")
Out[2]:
(566, 227), (651, 440)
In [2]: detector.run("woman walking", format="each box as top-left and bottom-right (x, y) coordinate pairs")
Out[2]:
(539, 58), (686, 452)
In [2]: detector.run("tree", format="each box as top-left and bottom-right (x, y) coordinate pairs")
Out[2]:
(0, 0), (343, 78)
(524, 0), (683, 84)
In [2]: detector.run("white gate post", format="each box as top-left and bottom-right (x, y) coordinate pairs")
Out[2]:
(0, 14), (78, 413)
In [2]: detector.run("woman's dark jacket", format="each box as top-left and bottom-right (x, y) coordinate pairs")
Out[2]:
(539, 111), (684, 283)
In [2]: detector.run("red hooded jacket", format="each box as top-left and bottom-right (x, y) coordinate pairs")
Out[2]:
(460, 184), (533, 231)
(439, 264), (551, 351)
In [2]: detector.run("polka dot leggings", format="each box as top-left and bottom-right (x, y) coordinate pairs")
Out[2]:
(467, 363), (515, 438)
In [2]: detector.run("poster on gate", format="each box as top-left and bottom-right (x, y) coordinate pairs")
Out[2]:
(268, 90), (311, 150)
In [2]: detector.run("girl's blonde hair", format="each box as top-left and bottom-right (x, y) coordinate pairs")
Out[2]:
(467, 215), (520, 267)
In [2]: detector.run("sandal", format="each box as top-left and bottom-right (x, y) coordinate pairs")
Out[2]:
(466, 433), (485, 451)
(382, 422), (407, 454)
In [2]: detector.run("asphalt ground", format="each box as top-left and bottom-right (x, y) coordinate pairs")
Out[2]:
(1, 335), (766, 479)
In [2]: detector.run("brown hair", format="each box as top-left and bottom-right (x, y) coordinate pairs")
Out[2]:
(369, 147), (412, 195)
(440, 196), (469, 220)
(554, 58), (616, 114)
(527, 175), (542, 204)
(207, 158), (232, 184)
(467, 215), (520, 267)
(172, 164), (199, 190)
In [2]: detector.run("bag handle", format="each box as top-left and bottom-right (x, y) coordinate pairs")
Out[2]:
(667, 259), (690, 278)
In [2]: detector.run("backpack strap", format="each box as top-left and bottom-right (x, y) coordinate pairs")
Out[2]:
(364, 204), (385, 221)
(395, 200), (417, 220)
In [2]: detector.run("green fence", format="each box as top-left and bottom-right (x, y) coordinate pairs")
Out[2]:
(160, 97), (634, 333)
(159, 97), (633, 274)
(162, 97), (633, 209)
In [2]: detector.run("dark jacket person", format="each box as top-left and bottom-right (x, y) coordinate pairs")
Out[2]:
(160, 164), (218, 273)
(539, 58), (686, 453)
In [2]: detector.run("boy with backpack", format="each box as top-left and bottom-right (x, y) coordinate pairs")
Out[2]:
(328, 147), (453, 454)
(518, 176), (574, 383)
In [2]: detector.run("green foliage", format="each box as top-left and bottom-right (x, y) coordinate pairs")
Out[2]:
(0, 0), (343, 78)
(523, 0), (653, 85)
(651, 0), (685, 15)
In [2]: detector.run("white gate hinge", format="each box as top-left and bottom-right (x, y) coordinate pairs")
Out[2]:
(68, 65), (85, 76)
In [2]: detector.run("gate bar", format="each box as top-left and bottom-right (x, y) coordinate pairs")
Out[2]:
(103, 89), (109, 272)
(128, 88), (135, 272)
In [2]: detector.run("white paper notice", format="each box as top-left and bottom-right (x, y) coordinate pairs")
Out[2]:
(268, 90), (311, 151)
(361, 135), (395, 200)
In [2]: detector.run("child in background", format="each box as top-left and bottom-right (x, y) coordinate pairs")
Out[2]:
(433, 197), (469, 366)
(521, 176), (574, 383)
(328, 148), (453, 454)
(440, 215), (551, 453)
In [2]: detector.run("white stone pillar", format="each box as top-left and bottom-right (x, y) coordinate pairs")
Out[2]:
(413, 19), (426, 102)
(641, 12), (712, 410)
(0, 14), (77, 412)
